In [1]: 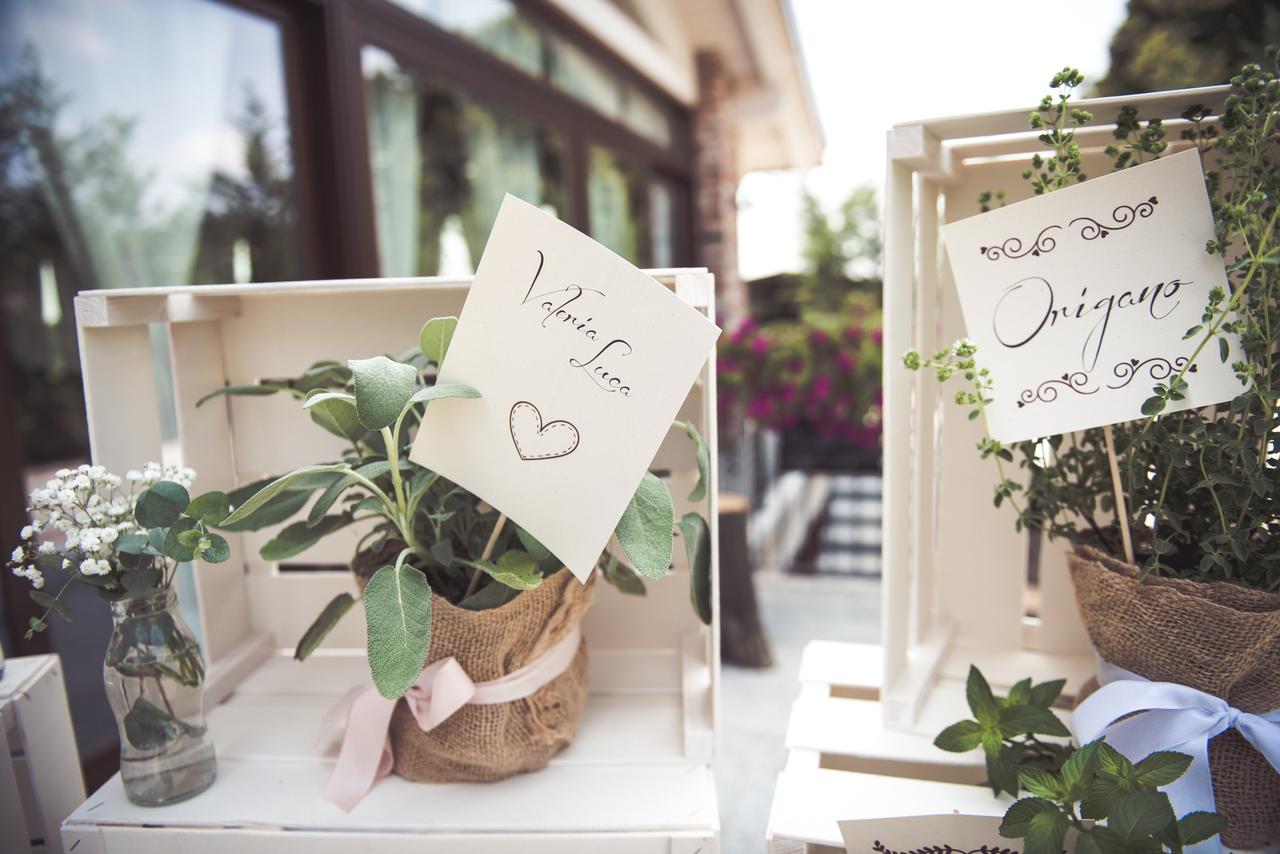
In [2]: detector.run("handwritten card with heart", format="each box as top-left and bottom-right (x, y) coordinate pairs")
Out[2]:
(942, 148), (1244, 443)
(410, 195), (720, 581)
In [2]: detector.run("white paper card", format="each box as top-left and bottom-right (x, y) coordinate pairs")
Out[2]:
(410, 195), (720, 581)
(942, 149), (1243, 443)
(840, 815), (1023, 854)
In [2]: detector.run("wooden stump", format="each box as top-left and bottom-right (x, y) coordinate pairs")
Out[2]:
(718, 493), (772, 668)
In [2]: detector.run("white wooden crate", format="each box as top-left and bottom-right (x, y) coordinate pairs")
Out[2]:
(770, 84), (1233, 853)
(1, 655), (86, 854)
(61, 271), (721, 853)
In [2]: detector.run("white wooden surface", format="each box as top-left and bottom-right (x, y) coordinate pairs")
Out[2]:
(1, 655), (85, 854)
(68, 272), (721, 850)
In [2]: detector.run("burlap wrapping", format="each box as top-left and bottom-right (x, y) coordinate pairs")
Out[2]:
(1068, 545), (1280, 848)
(380, 567), (595, 783)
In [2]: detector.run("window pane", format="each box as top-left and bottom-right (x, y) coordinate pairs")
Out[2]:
(385, 0), (673, 149)
(388, 0), (543, 78)
(649, 182), (674, 268)
(0, 0), (300, 463)
(588, 146), (648, 265)
(363, 46), (568, 277)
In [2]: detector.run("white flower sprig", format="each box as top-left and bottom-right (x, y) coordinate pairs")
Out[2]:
(6, 462), (215, 639)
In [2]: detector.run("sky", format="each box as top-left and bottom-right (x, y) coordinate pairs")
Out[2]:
(737, 0), (1131, 281)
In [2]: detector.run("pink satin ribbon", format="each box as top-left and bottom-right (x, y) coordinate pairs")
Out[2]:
(323, 624), (583, 811)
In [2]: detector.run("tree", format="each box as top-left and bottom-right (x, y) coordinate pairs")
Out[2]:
(798, 185), (881, 314)
(1097, 0), (1280, 95)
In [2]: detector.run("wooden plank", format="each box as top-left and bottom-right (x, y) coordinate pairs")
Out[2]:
(797, 641), (880, 700)
(167, 320), (253, 663)
(767, 768), (1009, 851)
(76, 324), (163, 473)
(64, 760), (718, 836)
(63, 826), (716, 854)
(0, 656), (84, 854)
(912, 179), (942, 648)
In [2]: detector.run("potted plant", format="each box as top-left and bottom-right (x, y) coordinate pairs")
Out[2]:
(904, 58), (1280, 847)
(7, 462), (232, 805)
(199, 315), (712, 807)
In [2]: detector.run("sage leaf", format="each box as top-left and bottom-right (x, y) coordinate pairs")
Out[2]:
(260, 513), (354, 561)
(679, 511), (712, 624)
(614, 472), (675, 579)
(601, 557), (646, 596)
(221, 464), (350, 526)
(349, 356), (418, 430)
(472, 550), (543, 590)
(459, 579), (520, 611)
(420, 316), (458, 364)
(186, 491), (230, 525)
(430, 539), (453, 567)
(196, 382), (288, 407)
(305, 389), (364, 443)
(515, 525), (551, 561)
(294, 592), (356, 660)
(135, 481), (190, 528)
(677, 420), (711, 502)
(364, 561), (432, 699)
(407, 382), (481, 406)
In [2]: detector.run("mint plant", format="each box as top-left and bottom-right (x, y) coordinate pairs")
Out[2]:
(936, 667), (1226, 854)
(904, 56), (1280, 589)
(200, 316), (712, 698)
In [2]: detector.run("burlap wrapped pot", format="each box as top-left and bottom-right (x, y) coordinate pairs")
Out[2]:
(1068, 545), (1280, 849)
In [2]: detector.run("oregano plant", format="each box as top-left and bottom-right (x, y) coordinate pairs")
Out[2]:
(905, 55), (1280, 589)
(200, 316), (713, 698)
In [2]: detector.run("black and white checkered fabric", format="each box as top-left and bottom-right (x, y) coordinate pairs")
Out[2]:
(811, 473), (882, 577)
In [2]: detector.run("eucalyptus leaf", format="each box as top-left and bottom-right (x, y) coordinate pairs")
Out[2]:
(349, 356), (418, 430)
(30, 589), (74, 622)
(198, 532), (231, 563)
(364, 561), (432, 699)
(164, 517), (199, 562)
(186, 491), (230, 525)
(135, 481), (190, 528)
(123, 697), (180, 751)
(614, 472), (675, 579)
(116, 531), (151, 555)
(294, 592), (356, 660)
(679, 511), (712, 624)
(120, 566), (163, 593)
(420, 316), (458, 364)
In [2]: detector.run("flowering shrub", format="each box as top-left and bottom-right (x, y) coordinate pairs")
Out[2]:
(6, 462), (229, 637)
(717, 308), (883, 451)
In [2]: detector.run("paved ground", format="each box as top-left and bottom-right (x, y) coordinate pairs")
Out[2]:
(715, 571), (881, 854)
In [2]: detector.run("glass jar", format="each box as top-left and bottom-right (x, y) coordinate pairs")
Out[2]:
(103, 589), (216, 805)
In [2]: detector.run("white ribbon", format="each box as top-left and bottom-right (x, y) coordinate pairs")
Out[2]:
(1071, 659), (1280, 854)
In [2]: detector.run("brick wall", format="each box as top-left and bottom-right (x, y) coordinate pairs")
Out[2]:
(694, 51), (747, 329)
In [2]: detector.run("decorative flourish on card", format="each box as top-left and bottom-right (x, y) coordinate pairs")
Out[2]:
(1107, 355), (1195, 390)
(509, 401), (580, 461)
(871, 840), (1020, 854)
(1017, 371), (1096, 407)
(1070, 195), (1159, 241)
(979, 224), (1061, 261)
(982, 195), (1159, 262)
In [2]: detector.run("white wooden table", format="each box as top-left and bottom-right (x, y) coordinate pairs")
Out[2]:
(1, 654), (85, 854)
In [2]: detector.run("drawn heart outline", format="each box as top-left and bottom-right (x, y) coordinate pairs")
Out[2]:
(509, 401), (580, 461)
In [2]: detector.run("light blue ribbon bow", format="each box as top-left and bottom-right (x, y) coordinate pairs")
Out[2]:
(1071, 659), (1280, 854)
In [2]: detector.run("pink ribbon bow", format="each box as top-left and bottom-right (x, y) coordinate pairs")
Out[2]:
(323, 624), (582, 811)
